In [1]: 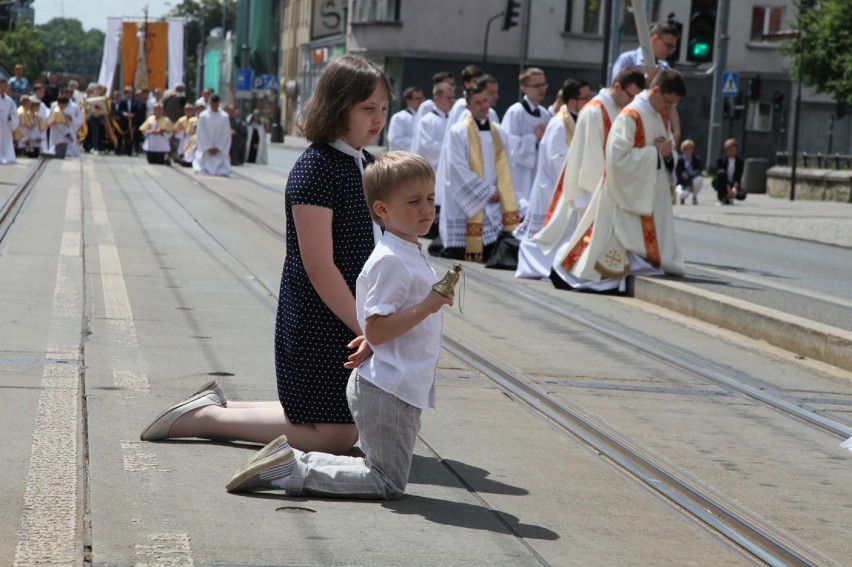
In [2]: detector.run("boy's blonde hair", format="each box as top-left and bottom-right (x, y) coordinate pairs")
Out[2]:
(363, 151), (435, 224)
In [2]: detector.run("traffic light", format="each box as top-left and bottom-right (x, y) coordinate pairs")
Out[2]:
(772, 91), (784, 112)
(502, 0), (521, 31)
(686, 0), (717, 63)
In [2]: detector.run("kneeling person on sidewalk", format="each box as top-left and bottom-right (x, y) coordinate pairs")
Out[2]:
(227, 151), (453, 498)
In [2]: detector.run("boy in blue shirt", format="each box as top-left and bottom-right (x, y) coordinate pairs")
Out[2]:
(227, 152), (453, 498)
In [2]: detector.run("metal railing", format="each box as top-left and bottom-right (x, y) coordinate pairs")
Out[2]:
(775, 151), (852, 170)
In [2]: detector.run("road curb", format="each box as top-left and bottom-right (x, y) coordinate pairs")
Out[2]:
(629, 276), (852, 373)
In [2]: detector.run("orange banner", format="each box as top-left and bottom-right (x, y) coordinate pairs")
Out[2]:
(121, 21), (168, 92)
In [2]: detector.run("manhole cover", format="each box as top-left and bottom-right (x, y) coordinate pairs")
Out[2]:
(276, 506), (316, 514)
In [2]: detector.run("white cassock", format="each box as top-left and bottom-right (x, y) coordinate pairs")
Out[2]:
(439, 118), (510, 250)
(387, 107), (416, 152)
(412, 99), (436, 144)
(551, 91), (684, 292)
(0, 95), (19, 163)
(34, 100), (51, 152)
(514, 106), (577, 279)
(193, 108), (232, 176)
(502, 95), (552, 218)
(527, 90), (620, 281)
(412, 108), (449, 208)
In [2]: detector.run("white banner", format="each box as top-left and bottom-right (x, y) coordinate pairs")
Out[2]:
(168, 18), (185, 90)
(97, 17), (123, 95)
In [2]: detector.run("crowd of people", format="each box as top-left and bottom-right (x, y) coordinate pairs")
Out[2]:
(0, 65), (269, 175)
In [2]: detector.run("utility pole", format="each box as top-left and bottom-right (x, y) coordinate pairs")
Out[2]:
(705, 0), (730, 172)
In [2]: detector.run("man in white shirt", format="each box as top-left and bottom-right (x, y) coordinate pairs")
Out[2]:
(193, 94), (232, 177)
(387, 87), (424, 152)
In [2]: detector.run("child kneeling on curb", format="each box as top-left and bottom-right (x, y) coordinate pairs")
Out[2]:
(226, 151), (453, 498)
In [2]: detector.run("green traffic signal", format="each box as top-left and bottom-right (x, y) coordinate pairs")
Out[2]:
(689, 40), (711, 61)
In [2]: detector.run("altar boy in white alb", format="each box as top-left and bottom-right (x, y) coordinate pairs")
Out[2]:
(514, 77), (591, 279)
(501, 68), (551, 218)
(193, 94), (232, 177)
(554, 70), (686, 292)
(440, 81), (520, 263)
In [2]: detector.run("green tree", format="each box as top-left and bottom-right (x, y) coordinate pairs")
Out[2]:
(782, 0), (852, 105)
(0, 23), (49, 81)
(167, 0), (238, 99)
(38, 18), (105, 84)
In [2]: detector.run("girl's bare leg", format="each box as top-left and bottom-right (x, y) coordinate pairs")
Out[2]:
(166, 403), (357, 453)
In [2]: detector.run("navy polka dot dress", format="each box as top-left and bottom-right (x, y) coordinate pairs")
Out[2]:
(275, 143), (375, 424)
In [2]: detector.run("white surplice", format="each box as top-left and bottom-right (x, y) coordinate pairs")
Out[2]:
(140, 115), (175, 153)
(514, 105), (578, 279)
(439, 118), (510, 250)
(532, 89), (620, 281)
(552, 91), (683, 291)
(192, 108), (232, 176)
(387, 107), (416, 152)
(0, 94), (20, 164)
(502, 96), (552, 218)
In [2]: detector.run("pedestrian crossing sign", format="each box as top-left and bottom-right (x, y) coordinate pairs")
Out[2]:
(722, 71), (739, 97)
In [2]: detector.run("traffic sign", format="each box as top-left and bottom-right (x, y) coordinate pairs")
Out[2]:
(253, 74), (280, 92)
(236, 69), (254, 92)
(722, 71), (739, 98)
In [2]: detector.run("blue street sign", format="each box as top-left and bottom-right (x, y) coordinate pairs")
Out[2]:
(722, 71), (739, 98)
(253, 74), (280, 91)
(236, 69), (254, 92)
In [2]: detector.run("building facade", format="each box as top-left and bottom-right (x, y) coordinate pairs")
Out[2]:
(276, 0), (850, 162)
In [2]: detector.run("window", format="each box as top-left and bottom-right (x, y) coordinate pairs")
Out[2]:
(746, 101), (772, 132)
(564, 0), (573, 32)
(583, 0), (602, 34)
(353, 0), (400, 23)
(751, 6), (785, 41)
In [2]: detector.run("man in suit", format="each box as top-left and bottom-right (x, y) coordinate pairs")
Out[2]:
(117, 86), (143, 155)
(712, 138), (745, 205)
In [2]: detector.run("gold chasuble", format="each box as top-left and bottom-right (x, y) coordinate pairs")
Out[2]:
(464, 114), (519, 262)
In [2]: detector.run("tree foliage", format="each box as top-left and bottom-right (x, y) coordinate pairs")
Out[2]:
(0, 17), (103, 85)
(782, 0), (852, 105)
(0, 22), (49, 79)
(167, 0), (238, 98)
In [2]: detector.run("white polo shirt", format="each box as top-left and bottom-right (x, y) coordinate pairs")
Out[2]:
(356, 231), (442, 409)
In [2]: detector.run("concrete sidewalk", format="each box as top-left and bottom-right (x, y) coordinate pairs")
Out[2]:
(634, 192), (852, 372)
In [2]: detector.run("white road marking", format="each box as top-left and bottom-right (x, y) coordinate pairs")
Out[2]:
(14, 184), (83, 566)
(135, 533), (194, 566)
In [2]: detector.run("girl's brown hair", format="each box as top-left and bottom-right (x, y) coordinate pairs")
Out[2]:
(299, 55), (393, 143)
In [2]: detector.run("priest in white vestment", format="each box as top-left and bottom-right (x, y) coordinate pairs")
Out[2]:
(193, 95), (232, 177)
(525, 69), (645, 281)
(502, 68), (552, 219)
(552, 70), (687, 292)
(514, 78), (591, 278)
(0, 79), (20, 164)
(47, 98), (74, 157)
(439, 83), (519, 263)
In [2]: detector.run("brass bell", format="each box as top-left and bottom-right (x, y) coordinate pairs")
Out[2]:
(432, 263), (463, 299)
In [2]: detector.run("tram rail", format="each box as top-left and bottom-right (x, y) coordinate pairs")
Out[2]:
(122, 160), (848, 566)
(0, 157), (48, 252)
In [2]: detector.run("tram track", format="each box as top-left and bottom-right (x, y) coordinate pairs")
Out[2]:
(194, 165), (852, 442)
(0, 157), (48, 253)
(126, 161), (848, 565)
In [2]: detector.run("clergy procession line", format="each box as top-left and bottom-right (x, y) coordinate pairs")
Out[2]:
(388, 21), (707, 294)
(0, 69), (269, 175)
